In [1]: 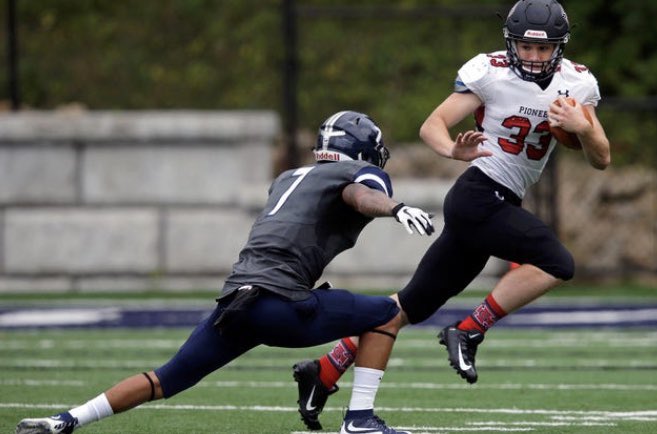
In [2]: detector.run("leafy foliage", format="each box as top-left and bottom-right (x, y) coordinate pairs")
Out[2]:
(0, 0), (654, 166)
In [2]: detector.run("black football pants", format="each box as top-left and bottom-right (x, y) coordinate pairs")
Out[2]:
(398, 167), (574, 324)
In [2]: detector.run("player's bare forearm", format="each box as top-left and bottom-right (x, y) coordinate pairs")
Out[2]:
(578, 109), (611, 170)
(580, 134), (610, 170)
(419, 110), (456, 159)
(420, 92), (490, 162)
(342, 182), (396, 217)
(343, 180), (435, 236)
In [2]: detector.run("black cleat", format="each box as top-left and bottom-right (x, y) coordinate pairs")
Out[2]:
(438, 323), (485, 384)
(292, 359), (338, 430)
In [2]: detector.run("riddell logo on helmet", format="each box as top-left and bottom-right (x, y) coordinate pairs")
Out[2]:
(315, 151), (341, 161)
(524, 30), (548, 38)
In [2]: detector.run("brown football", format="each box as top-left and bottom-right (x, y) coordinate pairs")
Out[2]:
(549, 97), (593, 150)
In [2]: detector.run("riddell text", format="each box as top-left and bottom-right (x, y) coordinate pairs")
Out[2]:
(315, 152), (341, 161)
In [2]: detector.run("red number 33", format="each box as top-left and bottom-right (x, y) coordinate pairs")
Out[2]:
(498, 116), (552, 160)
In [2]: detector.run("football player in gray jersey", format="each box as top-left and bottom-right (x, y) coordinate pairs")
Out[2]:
(15, 111), (433, 434)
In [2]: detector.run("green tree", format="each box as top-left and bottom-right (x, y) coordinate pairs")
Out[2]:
(0, 0), (654, 166)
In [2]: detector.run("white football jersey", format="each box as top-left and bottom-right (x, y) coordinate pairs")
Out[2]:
(456, 50), (601, 198)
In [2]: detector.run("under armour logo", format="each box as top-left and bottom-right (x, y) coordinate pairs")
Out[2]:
(557, 89), (570, 97)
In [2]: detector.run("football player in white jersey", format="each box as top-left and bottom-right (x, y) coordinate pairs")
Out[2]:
(411, 0), (610, 385)
(293, 0), (611, 430)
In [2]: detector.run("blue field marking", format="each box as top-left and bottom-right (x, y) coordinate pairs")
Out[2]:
(1, 304), (656, 329)
(416, 305), (657, 328)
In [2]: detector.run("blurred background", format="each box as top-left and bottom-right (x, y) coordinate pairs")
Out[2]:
(2, 5), (655, 433)
(0, 0), (655, 294)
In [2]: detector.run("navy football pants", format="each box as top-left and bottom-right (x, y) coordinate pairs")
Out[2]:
(154, 288), (398, 398)
(398, 167), (574, 324)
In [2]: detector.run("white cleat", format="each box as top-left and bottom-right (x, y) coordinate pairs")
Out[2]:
(16, 413), (78, 434)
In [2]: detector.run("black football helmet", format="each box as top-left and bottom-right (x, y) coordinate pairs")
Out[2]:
(503, 0), (570, 82)
(314, 111), (390, 169)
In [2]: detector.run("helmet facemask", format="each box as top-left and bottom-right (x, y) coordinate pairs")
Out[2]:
(504, 33), (568, 82)
(503, 0), (570, 82)
(364, 125), (390, 169)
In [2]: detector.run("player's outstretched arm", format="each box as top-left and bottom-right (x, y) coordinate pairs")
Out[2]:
(342, 183), (434, 235)
(420, 92), (492, 162)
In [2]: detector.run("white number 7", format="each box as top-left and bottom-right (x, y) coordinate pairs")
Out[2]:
(268, 166), (315, 216)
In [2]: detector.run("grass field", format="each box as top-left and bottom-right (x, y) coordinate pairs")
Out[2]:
(2, 325), (657, 433)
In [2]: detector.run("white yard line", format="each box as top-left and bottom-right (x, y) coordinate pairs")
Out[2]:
(0, 339), (183, 350)
(4, 402), (655, 433)
(407, 428), (534, 432)
(3, 402), (656, 419)
(467, 421), (615, 426)
(5, 402), (657, 418)
(5, 378), (657, 392)
(2, 357), (657, 370)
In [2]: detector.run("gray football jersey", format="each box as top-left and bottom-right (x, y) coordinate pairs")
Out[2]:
(221, 160), (393, 300)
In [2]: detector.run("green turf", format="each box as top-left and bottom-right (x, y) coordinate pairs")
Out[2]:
(1, 282), (655, 304)
(1, 327), (656, 433)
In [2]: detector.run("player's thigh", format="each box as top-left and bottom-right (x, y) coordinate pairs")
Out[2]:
(245, 289), (398, 348)
(475, 203), (573, 278)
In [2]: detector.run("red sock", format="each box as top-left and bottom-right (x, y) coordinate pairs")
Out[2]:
(458, 294), (507, 333)
(318, 338), (357, 389)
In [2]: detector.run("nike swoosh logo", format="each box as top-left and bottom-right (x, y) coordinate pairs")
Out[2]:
(305, 385), (317, 411)
(458, 342), (472, 371)
(344, 421), (382, 433)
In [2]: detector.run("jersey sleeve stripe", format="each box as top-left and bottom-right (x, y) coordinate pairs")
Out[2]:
(354, 177), (391, 199)
(355, 174), (390, 197)
(353, 166), (393, 197)
(454, 75), (472, 93)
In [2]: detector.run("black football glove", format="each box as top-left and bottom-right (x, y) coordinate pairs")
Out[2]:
(392, 203), (435, 236)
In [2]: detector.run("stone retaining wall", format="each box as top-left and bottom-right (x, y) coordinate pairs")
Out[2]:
(0, 110), (505, 293)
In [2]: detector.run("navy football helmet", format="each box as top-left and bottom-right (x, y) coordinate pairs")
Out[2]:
(503, 0), (570, 82)
(314, 111), (390, 169)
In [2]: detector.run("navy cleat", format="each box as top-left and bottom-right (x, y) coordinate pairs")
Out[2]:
(292, 359), (338, 430)
(16, 412), (79, 434)
(340, 414), (411, 434)
(438, 322), (485, 384)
